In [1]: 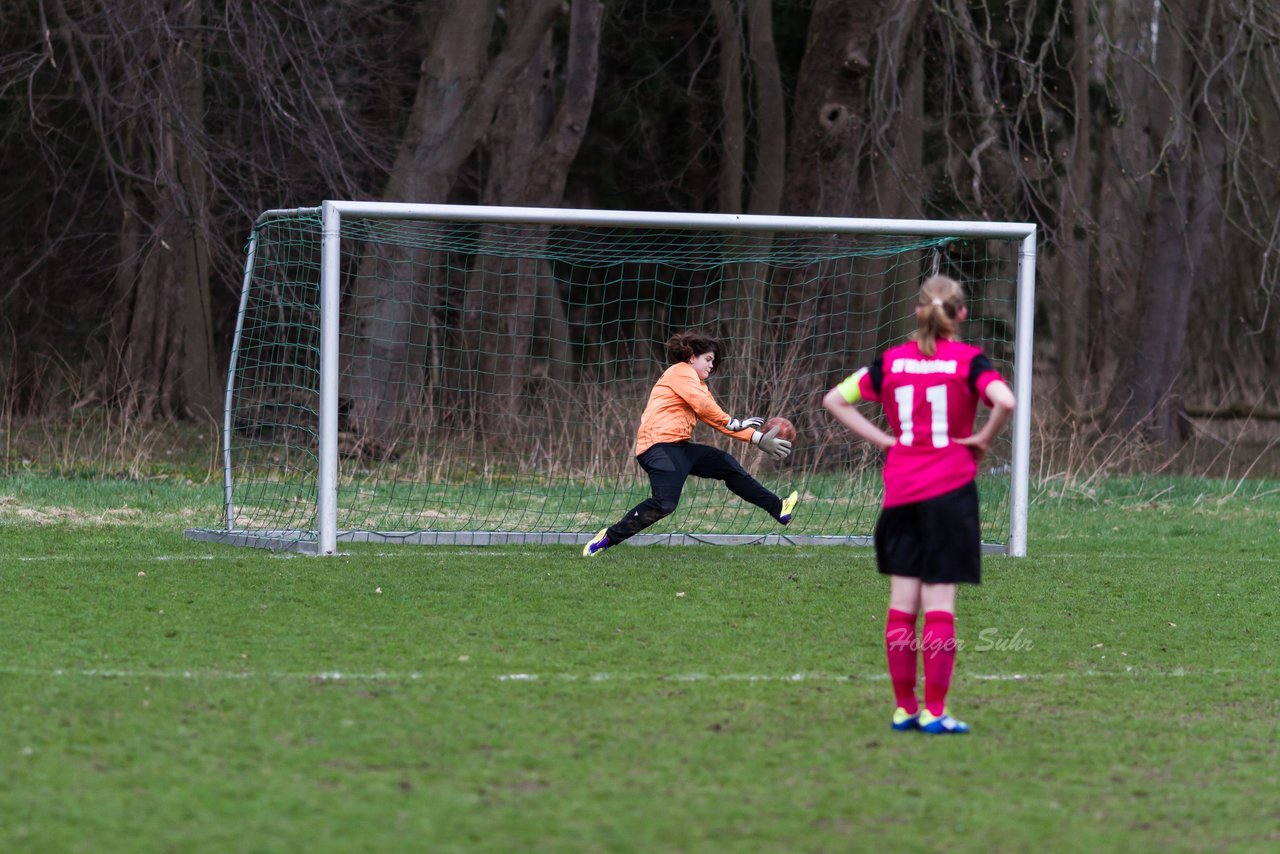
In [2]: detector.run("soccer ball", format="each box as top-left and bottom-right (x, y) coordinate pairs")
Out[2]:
(763, 416), (797, 442)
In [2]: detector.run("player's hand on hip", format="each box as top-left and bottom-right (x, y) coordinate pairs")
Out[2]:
(954, 434), (988, 462)
(726, 415), (764, 432)
(752, 425), (792, 460)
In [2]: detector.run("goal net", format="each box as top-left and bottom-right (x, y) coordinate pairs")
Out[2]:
(187, 202), (1035, 555)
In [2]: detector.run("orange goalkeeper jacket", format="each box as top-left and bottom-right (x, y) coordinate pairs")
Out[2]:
(634, 362), (756, 456)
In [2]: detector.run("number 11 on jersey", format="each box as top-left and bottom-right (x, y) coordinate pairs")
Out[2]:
(894, 384), (949, 448)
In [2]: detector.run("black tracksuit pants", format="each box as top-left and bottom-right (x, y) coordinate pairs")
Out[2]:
(605, 441), (782, 543)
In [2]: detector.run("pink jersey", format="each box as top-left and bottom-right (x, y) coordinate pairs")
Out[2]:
(843, 339), (1004, 507)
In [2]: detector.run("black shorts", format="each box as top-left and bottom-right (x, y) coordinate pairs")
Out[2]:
(874, 481), (981, 585)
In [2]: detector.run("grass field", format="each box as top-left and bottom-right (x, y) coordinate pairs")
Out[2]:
(1, 473), (1278, 852)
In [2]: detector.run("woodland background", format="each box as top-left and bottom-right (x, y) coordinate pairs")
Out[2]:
(2, 0), (1278, 459)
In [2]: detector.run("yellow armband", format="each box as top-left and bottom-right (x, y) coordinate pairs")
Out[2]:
(834, 368), (868, 404)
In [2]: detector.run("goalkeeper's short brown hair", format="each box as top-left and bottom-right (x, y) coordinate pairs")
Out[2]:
(666, 330), (721, 372)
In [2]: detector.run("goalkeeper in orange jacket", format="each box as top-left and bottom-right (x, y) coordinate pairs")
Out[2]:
(583, 330), (796, 557)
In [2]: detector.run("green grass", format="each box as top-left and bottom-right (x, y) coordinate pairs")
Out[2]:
(2, 474), (1279, 852)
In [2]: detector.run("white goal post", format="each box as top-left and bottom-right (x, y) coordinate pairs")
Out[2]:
(187, 201), (1036, 556)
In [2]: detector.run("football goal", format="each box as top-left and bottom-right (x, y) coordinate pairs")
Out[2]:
(186, 202), (1035, 556)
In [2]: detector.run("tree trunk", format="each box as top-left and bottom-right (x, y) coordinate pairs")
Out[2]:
(746, 0), (786, 217)
(710, 0), (787, 400)
(711, 0), (747, 214)
(54, 0), (212, 422)
(1050, 0), (1093, 416)
(1105, 0), (1209, 441)
(782, 0), (895, 218)
(870, 0), (927, 354)
(175, 0), (218, 420)
(776, 0), (900, 393)
(455, 0), (603, 433)
(343, 0), (565, 443)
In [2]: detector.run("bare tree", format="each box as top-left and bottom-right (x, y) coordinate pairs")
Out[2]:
(709, 0), (788, 385)
(2, 0), (423, 419)
(866, 0), (929, 350)
(35, 0), (217, 421)
(782, 0), (898, 218)
(342, 0), (567, 444)
(458, 0), (604, 431)
(4, 0), (1280, 458)
(776, 0), (918, 389)
(1049, 0), (1094, 415)
(1101, 0), (1213, 438)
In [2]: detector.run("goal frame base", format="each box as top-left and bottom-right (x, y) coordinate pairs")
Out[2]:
(185, 528), (1010, 556)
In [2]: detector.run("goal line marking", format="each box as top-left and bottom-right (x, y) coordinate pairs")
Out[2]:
(0, 665), (1243, 683)
(10, 551), (1279, 564)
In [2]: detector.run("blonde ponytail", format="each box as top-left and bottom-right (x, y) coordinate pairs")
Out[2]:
(913, 275), (965, 356)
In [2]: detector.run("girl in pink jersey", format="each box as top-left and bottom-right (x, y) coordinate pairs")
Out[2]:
(822, 275), (1016, 734)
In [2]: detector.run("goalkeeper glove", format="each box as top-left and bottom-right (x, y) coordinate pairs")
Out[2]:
(752, 425), (792, 460)
(726, 415), (765, 432)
